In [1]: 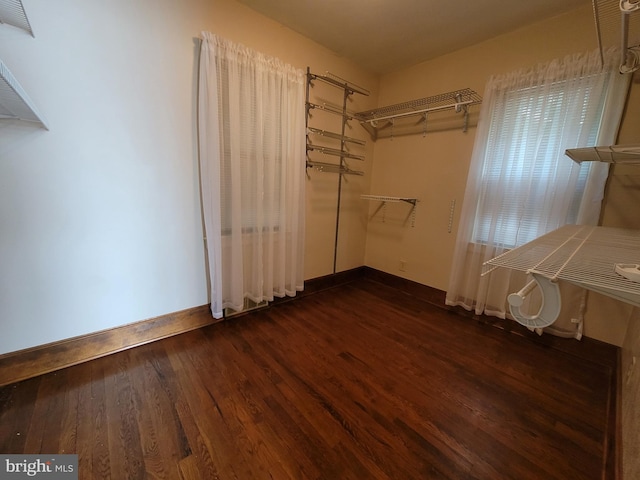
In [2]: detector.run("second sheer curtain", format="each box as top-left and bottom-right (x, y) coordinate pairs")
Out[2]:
(445, 48), (630, 337)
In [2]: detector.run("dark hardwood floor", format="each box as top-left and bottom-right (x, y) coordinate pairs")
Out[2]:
(0, 278), (618, 479)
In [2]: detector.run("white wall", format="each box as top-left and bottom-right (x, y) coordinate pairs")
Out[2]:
(0, 0), (214, 353)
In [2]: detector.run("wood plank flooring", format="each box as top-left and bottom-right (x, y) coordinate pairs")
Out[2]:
(0, 278), (617, 479)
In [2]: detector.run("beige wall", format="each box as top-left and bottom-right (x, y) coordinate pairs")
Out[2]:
(607, 60), (640, 480)
(365, 4), (640, 345)
(622, 307), (640, 480)
(367, 4), (598, 290)
(587, 70), (640, 345)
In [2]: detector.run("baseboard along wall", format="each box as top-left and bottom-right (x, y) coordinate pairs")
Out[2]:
(0, 305), (215, 387)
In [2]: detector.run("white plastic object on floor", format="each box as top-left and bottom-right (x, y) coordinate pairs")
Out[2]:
(507, 273), (562, 329)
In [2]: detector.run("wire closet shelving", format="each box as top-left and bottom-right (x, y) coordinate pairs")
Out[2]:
(483, 225), (640, 328)
(360, 195), (418, 206)
(565, 144), (640, 164)
(0, 0), (47, 129)
(0, 0), (33, 35)
(361, 195), (419, 227)
(356, 88), (482, 140)
(305, 70), (369, 178)
(0, 59), (48, 128)
(305, 69), (369, 273)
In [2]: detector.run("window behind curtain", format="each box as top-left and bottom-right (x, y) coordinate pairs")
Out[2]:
(446, 48), (630, 328)
(198, 32), (306, 318)
(472, 76), (607, 248)
(217, 63), (285, 235)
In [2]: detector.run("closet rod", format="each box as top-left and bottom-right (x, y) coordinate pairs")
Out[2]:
(362, 100), (474, 125)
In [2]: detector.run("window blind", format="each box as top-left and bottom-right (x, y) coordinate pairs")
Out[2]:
(472, 76), (607, 248)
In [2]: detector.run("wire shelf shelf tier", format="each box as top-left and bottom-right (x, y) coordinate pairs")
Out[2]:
(360, 194), (418, 206)
(0, 0), (33, 35)
(307, 71), (370, 97)
(305, 69), (369, 273)
(355, 88), (482, 140)
(0, 59), (48, 128)
(484, 225), (640, 307)
(361, 195), (419, 227)
(307, 127), (365, 146)
(1, 1), (46, 129)
(565, 144), (640, 164)
(357, 88), (481, 120)
(306, 160), (363, 176)
(306, 144), (365, 161)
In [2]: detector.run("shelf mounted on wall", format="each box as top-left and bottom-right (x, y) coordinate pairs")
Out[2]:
(306, 144), (365, 161)
(483, 225), (640, 329)
(307, 71), (370, 97)
(305, 69), (369, 178)
(305, 69), (369, 273)
(0, 0), (47, 129)
(565, 144), (640, 164)
(307, 126), (365, 146)
(355, 88), (482, 141)
(0, 0), (34, 36)
(361, 194), (419, 227)
(0, 59), (48, 129)
(306, 160), (363, 177)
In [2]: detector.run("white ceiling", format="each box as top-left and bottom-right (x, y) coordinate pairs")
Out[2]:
(237, 0), (593, 74)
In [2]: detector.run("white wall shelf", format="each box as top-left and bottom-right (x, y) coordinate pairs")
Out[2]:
(306, 144), (365, 161)
(305, 69), (369, 273)
(565, 145), (640, 164)
(483, 225), (640, 327)
(356, 88), (482, 140)
(306, 160), (363, 176)
(0, 0), (34, 36)
(0, 59), (48, 129)
(307, 126), (365, 146)
(307, 71), (370, 96)
(361, 194), (418, 206)
(361, 195), (419, 227)
(0, 1), (46, 129)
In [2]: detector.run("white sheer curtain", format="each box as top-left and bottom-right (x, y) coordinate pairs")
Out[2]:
(198, 33), (306, 318)
(446, 48), (630, 337)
